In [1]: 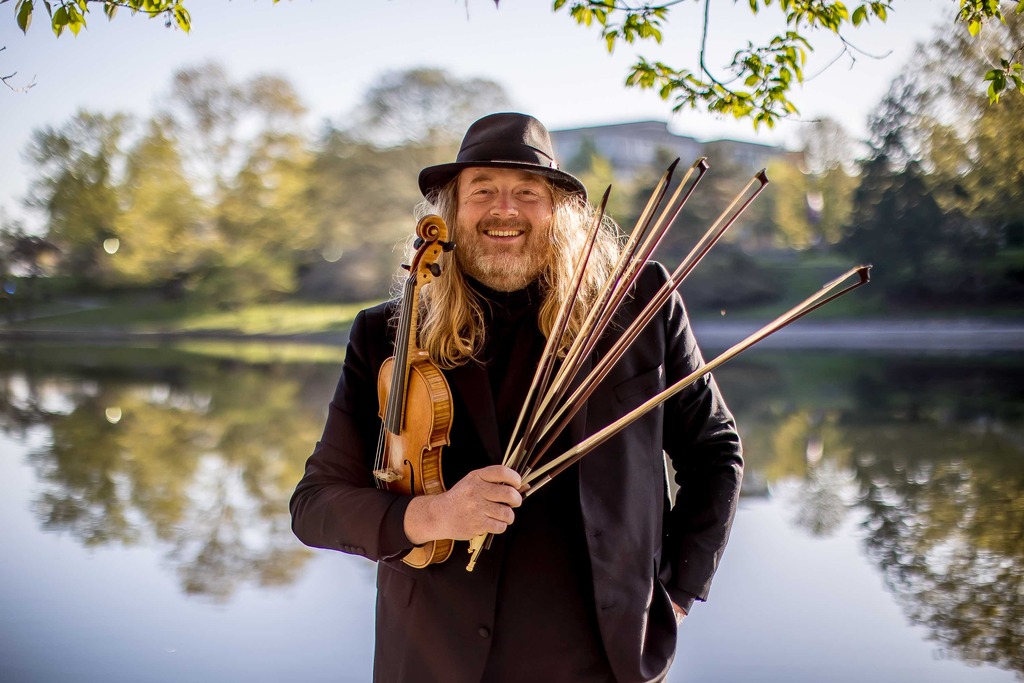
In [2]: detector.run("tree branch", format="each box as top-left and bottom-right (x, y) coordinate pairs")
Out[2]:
(1, 46), (35, 93)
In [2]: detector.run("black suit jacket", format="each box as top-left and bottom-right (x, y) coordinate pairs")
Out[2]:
(290, 262), (743, 682)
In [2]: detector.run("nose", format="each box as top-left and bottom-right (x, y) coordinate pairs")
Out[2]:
(489, 191), (519, 218)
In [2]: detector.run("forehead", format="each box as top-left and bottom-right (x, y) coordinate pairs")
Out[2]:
(458, 167), (550, 188)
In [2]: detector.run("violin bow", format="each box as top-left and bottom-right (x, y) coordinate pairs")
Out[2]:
(463, 157), (869, 571)
(521, 265), (872, 495)
(509, 158), (710, 475)
(521, 168), (768, 476)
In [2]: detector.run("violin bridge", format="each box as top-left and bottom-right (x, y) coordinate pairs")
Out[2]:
(373, 468), (402, 483)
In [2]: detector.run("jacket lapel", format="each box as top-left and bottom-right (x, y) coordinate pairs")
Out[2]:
(447, 361), (503, 464)
(443, 337), (594, 468)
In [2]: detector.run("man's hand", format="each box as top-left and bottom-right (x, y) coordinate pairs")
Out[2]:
(404, 465), (523, 544)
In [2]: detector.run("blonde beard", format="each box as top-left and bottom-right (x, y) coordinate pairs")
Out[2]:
(456, 218), (549, 292)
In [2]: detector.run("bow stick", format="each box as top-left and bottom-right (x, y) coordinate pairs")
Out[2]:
(521, 168), (769, 476)
(521, 265), (872, 496)
(507, 158), (710, 475)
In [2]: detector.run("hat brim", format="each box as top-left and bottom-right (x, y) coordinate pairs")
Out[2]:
(418, 161), (588, 201)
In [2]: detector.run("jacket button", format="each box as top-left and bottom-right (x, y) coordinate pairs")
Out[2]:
(478, 626), (491, 638)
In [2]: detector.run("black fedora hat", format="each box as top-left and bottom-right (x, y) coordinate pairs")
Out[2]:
(418, 112), (587, 200)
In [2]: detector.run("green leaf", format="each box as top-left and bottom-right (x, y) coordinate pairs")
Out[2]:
(1016, 0), (1024, 13)
(17, 0), (34, 33)
(852, 5), (867, 25)
(987, 81), (999, 103)
(104, 2), (118, 20)
(968, 19), (981, 36)
(173, 4), (190, 31)
(983, 69), (1000, 81)
(553, 0), (568, 10)
(51, 4), (67, 36)
(66, 3), (83, 35)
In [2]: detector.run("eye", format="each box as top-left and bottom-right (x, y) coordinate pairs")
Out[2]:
(517, 187), (544, 199)
(466, 187), (494, 200)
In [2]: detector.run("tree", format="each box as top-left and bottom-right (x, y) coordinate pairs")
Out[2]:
(159, 63), (308, 200)
(25, 109), (129, 279)
(765, 117), (857, 249)
(851, 10), (1024, 304)
(109, 116), (208, 292)
(156, 65), (316, 304)
(549, 0), (1023, 127)
(11, 0), (194, 37)
(9, 1), (1020, 128)
(203, 127), (315, 304)
(917, 7), (1024, 245)
(354, 67), (512, 147)
(797, 116), (857, 175)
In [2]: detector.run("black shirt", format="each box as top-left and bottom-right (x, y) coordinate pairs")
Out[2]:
(468, 278), (614, 682)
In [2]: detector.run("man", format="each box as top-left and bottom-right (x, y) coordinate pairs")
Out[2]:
(290, 113), (742, 683)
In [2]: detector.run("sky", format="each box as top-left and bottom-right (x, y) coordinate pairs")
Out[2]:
(1, 0), (957, 230)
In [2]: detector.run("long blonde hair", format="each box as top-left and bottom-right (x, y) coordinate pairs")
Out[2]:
(409, 174), (622, 369)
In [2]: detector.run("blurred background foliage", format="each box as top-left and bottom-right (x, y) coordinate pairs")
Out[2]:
(2, 7), (1023, 322)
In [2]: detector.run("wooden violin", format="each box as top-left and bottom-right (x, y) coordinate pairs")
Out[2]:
(373, 215), (455, 569)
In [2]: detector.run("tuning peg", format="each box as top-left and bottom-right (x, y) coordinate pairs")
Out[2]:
(401, 263), (411, 271)
(429, 264), (441, 277)
(440, 240), (456, 252)
(413, 237), (425, 249)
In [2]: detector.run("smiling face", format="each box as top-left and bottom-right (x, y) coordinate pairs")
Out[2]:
(453, 167), (555, 292)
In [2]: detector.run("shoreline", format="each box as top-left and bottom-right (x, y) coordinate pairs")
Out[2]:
(2, 318), (1023, 352)
(689, 318), (1024, 352)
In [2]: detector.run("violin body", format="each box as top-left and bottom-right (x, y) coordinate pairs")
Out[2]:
(372, 215), (455, 569)
(376, 354), (454, 568)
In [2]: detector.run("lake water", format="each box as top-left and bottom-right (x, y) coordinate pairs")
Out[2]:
(0, 342), (1021, 682)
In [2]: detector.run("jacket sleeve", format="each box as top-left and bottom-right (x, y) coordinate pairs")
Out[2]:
(289, 308), (415, 562)
(658, 275), (743, 606)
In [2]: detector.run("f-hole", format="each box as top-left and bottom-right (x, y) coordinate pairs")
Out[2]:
(404, 459), (416, 493)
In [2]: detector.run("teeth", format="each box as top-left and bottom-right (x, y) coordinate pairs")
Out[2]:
(485, 230), (523, 237)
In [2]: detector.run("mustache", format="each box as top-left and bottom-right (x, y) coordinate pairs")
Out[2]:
(476, 217), (532, 232)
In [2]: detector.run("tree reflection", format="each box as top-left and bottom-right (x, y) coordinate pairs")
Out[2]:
(849, 424), (1024, 675)
(717, 354), (1024, 676)
(0, 348), (334, 601)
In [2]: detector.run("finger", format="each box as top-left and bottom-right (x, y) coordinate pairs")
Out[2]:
(485, 504), (515, 525)
(483, 518), (510, 535)
(477, 465), (522, 488)
(486, 484), (522, 508)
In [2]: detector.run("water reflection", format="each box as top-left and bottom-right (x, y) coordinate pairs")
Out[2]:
(717, 352), (1024, 677)
(0, 346), (1021, 677)
(853, 435), (1023, 674)
(0, 345), (337, 601)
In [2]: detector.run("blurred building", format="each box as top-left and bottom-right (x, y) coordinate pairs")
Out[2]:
(551, 120), (786, 177)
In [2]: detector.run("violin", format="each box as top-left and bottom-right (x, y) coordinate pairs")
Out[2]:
(373, 215), (455, 569)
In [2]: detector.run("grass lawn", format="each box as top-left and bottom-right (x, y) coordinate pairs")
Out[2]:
(4, 295), (379, 336)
